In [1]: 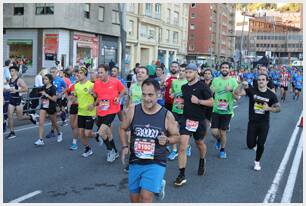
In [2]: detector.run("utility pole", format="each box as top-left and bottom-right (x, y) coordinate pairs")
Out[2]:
(119, 3), (127, 78)
(239, 7), (246, 68)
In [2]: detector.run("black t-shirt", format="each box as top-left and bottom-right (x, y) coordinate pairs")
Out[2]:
(253, 77), (275, 90)
(41, 85), (57, 110)
(182, 80), (212, 121)
(246, 87), (278, 123)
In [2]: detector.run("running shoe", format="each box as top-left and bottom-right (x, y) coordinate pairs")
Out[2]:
(168, 150), (178, 160)
(174, 174), (187, 187)
(107, 149), (119, 162)
(29, 114), (37, 125)
(7, 131), (16, 139)
(253, 146), (257, 151)
(69, 143), (78, 151)
(254, 161), (261, 171)
(57, 132), (63, 142)
(186, 145), (191, 157)
(82, 147), (93, 157)
(219, 151), (227, 159)
(95, 133), (104, 146)
(198, 158), (206, 176)
(156, 179), (166, 201)
(45, 130), (56, 138)
(34, 139), (45, 146)
(215, 141), (221, 150)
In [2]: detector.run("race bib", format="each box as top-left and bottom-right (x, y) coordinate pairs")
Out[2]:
(99, 99), (110, 111)
(42, 98), (49, 109)
(134, 139), (155, 159)
(217, 100), (229, 111)
(254, 102), (265, 114)
(185, 119), (199, 132)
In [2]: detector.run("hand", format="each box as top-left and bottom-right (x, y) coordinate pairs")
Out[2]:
(242, 81), (248, 88)
(225, 84), (233, 92)
(114, 97), (120, 105)
(121, 147), (129, 165)
(191, 95), (199, 104)
(158, 132), (168, 146)
(263, 102), (270, 111)
(88, 104), (95, 111)
(40, 91), (47, 96)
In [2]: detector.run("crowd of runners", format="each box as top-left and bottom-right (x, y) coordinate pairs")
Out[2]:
(3, 59), (303, 202)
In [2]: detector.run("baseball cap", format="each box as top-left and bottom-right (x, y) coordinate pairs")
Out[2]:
(186, 63), (198, 71)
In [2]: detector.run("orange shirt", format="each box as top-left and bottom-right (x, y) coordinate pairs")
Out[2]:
(94, 77), (125, 116)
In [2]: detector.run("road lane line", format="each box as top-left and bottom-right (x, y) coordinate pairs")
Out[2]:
(9, 190), (42, 203)
(263, 112), (303, 203)
(4, 120), (67, 134)
(281, 131), (303, 203)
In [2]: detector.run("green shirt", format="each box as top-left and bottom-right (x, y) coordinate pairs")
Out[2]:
(171, 79), (187, 114)
(75, 81), (96, 116)
(146, 64), (156, 76)
(130, 83), (142, 104)
(210, 77), (238, 115)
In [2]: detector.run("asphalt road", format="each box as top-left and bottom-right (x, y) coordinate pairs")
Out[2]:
(3, 92), (303, 203)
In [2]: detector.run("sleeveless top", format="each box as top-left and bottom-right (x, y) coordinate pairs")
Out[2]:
(129, 104), (168, 167)
(9, 77), (21, 99)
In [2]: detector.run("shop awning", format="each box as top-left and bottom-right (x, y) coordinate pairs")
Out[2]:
(7, 39), (33, 45)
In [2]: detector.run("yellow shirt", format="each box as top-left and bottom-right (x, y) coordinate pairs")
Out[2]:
(74, 81), (96, 116)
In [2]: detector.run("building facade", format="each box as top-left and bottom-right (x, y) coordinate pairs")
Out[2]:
(3, 3), (120, 75)
(235, 10), (302, 65)
(187, 3), (236, 66)
(125, 3), (189, 70)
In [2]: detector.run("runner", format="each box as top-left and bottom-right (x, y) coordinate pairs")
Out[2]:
(253, 65), (275, 92)
(45, 67), (67, 138)
(202, 68), (214, 137)
(66, 73), (79, 150)
(164, 61), (179, 111)
(120, 78), (180, 203)
(238, 74), (280, 171)
(290, 67), (297, 95)
(293, 69), (303, 100)
(6, 65), (37, 139)
(111, 65), (127, 122)
(94, 64), (125, 162)
(174, 63), (213, 186)
(210, 62), (239, 159)
(270, 66), (280, 93)
(127, 66), (149, 106)
(74, 66), (97, 157)
(154, 66), (167, 106)
(34, 74), (62, 145)
(279, 66), (290, 102)
(168, 64), (188, 160)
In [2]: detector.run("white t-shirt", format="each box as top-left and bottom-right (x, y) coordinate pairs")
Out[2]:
(34, 74), (44, 87)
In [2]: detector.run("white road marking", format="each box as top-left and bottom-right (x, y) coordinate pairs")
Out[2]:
(4, 120), (67, 134)
(9, 190), (42, 203)
(263, 112), (303, 203)
(281, 131), (303, 203)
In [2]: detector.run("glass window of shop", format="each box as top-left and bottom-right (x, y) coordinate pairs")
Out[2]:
(8, 40), (33, 67)
(77, 47), (91, 65)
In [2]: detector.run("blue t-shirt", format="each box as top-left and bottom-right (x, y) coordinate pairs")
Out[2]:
(53, 76), (66, 94)
(294, 75), (303, 89)
(69, 75), (76, 85)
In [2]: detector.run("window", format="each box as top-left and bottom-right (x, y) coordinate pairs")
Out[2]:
(173, 11), (179, 25)
(128, 20), (134, 35)
(167, 9), (171, 23)
(166, 29), (170, 42)
(159, 28), (162, 41)
(84, 3), (90, 18)
(112, 10), (120, 24)
(145, 3), (153, 16)
(155, 3), (161, 18)
(127, 3), (135, 12)
(148, 28), (155, 39)
(191, 3), (196, 8)
(190, 24), (195, 30)
(173, 31), (178, 43)
(98, 6), (104, 21)
(14, 7), (24, 15)
(35, 4), (54, 15)
(140, 25), (147, 37)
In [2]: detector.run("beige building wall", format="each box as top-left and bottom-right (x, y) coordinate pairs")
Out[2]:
(125, 3), (189, 70)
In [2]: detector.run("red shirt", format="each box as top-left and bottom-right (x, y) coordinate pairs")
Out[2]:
(165, 76), (177, 105)
(66, 84), (78, 105)
(94, 77), (125, 116)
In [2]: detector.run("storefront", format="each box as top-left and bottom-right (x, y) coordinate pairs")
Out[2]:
(73, 32), (99, 68)
(3, 29), (38, 75)
(99, 35), (119, 66)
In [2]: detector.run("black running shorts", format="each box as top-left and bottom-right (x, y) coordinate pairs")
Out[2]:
(211, 112), (232, 130)
(78, 115), (95, 130)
